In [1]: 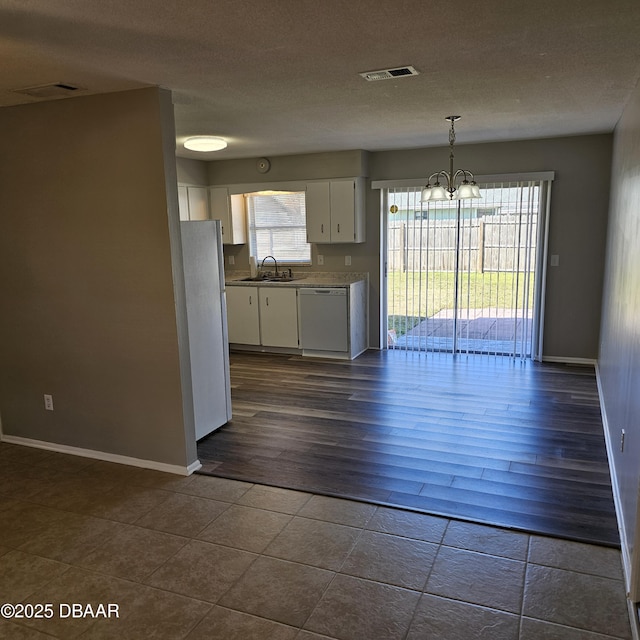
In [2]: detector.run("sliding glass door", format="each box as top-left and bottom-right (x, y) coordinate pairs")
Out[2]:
(385, 178), (551, 358)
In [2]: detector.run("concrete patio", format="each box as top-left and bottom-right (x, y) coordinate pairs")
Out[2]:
(392, 308), (534, 355)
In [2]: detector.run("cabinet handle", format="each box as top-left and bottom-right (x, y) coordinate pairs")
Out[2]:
(321, 223), (324, 234)
(337, 223), (340, 233)
(221, 225), (224, 235)
(266, 297), (269, 306)
(249, 295), (252, 305)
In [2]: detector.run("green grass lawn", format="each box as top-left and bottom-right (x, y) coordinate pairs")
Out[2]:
(388, 270), (534, 335)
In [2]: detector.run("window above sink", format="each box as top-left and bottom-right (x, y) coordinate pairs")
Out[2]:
(246, 190), (311, 266)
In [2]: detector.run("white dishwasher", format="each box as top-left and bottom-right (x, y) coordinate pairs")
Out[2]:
(298, 288), (348, 352)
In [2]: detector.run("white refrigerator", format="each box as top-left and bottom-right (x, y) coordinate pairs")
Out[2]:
(180, 220), (232, 440)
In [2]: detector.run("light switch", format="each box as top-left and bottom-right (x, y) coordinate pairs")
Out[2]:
(550, 254), (560, 267)
(228, 255), (235, 265)
(345, 256), (352, 266)
(317, 255), (324, 266)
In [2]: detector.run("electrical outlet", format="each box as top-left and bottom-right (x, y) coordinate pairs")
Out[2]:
(550, 254), (560, 267)
(317, 254), (324, 266)
(345, 255), (352, 266)
(228, 255), (235, 265)
(44, 394), (54, 411)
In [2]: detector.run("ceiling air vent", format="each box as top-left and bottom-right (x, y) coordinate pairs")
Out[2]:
(359, 66), (420, 82)
(12, 82), (85, 99)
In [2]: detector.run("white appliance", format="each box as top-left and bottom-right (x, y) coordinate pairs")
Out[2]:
(298, 288), (348, 352)
(180, 220), (232, 440)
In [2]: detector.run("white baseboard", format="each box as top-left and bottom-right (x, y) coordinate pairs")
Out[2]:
(0, 434), (201, 476)
(595, 365), (631, 580)
(595, 364), (639, 640)
(542, 355), (597, 366)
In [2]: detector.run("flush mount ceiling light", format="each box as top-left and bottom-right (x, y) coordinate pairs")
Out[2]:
(421, 116), (481, 202)
(183, 136), (228, 152)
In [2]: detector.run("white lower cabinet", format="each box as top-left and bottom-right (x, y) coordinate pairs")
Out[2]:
(226, 285), (298, 348)
(225, 286), (260, 345)
(259, 288), (299, 348)
(226, 280), (367, 358)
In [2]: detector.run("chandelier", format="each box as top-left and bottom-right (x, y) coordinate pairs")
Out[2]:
(420, 116), (481, 202)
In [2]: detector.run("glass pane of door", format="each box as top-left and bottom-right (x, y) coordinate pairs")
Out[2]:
(386, 181), (543, 357)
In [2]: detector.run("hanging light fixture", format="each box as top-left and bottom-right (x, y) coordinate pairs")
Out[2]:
(421, 116), (481, 202)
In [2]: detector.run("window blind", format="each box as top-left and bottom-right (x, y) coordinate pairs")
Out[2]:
(246, 192), (311, 263)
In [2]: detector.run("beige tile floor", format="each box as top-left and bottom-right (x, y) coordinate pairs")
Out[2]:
(0, 442), (633, 640)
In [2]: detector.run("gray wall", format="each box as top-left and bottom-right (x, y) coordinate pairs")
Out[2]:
(177, 157), (209, 186)
(202, 135), (612, 359)
(370, 136), (612, 359)
(208, 150), (368, 185)
(598, 79), (640, 588)
(0, 87), (197, 468)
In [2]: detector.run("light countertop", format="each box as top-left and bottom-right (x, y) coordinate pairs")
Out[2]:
(225, 271), (368, 288)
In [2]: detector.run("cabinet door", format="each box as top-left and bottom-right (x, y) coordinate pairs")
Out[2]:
(228, 194), (247, 245)
(330, 179), (356, 242)
(187, 187), (209, 221)
(209, 188), (247, 245)
(178, 186), (189, 221)
(226, 286), (260, 345)
(209, 187), (233, 242)
(305, 182), (331, 243)
(259, 288), (299, 348)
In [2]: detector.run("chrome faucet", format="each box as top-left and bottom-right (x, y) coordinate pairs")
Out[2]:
(261, 255), (278, 277)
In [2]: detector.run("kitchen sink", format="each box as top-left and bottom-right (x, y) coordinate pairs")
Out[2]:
(239, 275), (299, 283)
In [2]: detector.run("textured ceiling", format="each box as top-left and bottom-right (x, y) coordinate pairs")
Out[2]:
(1, 0), (640, 159)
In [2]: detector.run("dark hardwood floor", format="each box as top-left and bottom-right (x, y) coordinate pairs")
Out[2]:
(197, 350), (619, 547)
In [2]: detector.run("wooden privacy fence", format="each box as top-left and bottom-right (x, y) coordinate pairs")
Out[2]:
(388, 218), (538, 272)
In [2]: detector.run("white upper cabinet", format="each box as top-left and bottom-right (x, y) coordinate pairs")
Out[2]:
(178, 186), (189, 221)
(209, 187), (247, 245)
(187, 187), (209, 221)
(305, 182), (331, 243)
(177, 185), (209, 221)
(180, 178), (366, 245)
(306, 178), (365, 244)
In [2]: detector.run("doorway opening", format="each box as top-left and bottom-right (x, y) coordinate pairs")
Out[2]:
(384, 178), (552, 358)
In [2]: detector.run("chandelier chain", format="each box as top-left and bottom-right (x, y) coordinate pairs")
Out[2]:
(420, 116), (481, 202)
